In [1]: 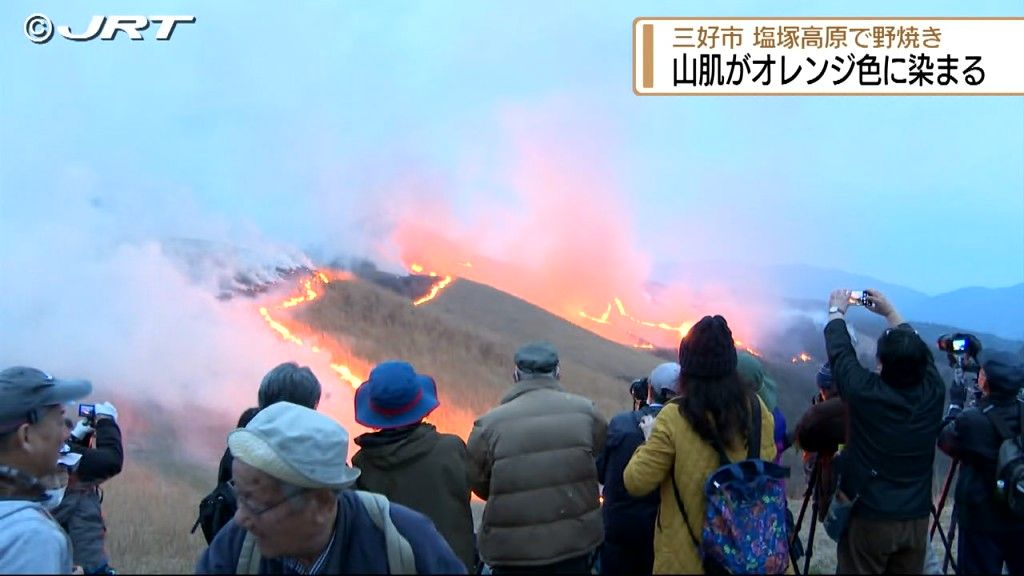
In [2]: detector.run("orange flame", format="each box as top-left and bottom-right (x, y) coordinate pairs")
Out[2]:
(257, 272), (367, 387)
(329, 363), (365, 390)
(579, 296), (699, 346)
(791, 352), (813, 364)
(253, 268), (474, 444)
(408, 263), (455, 306)
(259, 306), (304, 346)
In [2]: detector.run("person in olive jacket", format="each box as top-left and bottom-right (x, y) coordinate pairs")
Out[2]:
(352, 361), (476, 573)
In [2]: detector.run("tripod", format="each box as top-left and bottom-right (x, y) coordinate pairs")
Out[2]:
(931, 354), (979, 574)
(790, 456), (821, 575)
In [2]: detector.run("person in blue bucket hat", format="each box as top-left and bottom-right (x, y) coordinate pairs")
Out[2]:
(352, 361), (476, 573)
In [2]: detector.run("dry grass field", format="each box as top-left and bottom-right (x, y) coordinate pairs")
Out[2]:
(102, 460), (208, 573)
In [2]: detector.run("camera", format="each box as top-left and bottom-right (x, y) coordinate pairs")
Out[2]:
(937, 333), (982, 360)
(78, 403), (96, 424)
(848, 290), (872, 307)
(629, 377), (650, 409)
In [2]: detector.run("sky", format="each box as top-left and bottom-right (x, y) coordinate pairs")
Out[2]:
(1, 0), (1021, 453)
(2, 0), (1021, 296)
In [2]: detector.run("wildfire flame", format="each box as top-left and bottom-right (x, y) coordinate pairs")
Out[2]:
(579, 296), (696, 347)
(250, 267), (479, 456)
(791, 352), (813, 364)
(408, 263), (455, 306)
(257, 271), (367, 390)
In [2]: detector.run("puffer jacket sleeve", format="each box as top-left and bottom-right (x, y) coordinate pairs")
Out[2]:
(623, 407), (676, 498)
(466, 420), (491, 500)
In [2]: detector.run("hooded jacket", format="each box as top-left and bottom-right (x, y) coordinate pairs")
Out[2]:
(353, 423), (476, 572)
(0, 500), (73, 574)
(825, 319), (944, 521)
(467, 374), (607, 567)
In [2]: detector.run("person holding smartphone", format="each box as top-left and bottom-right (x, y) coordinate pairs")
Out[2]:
(55, 401), (123, 575)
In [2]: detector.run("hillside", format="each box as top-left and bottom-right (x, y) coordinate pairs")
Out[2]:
(297, 277), (666, 421)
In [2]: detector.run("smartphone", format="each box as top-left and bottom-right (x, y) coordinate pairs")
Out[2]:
(848, 290), (871, 306)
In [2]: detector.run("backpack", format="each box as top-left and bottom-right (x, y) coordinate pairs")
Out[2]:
(671, 395), (791, 575)
(191, 481), (237, 545)
(235, 490), (417, 575)
(983, 399), (1024, 519)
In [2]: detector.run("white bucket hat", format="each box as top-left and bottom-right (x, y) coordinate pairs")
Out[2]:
(228, 402), (361, 490)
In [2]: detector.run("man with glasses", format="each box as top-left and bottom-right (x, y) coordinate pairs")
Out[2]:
(195, 401), (466, 574)
(0, 366), (92, 574)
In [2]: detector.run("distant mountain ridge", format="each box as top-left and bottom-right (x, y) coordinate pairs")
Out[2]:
(653, 261), (1023, 341)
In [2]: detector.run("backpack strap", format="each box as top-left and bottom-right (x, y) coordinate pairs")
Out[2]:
(237, 532), (261, 575)
(748, 394), (762, 461)
(354, 490), (417, 574)
(670, 473), (703, 554)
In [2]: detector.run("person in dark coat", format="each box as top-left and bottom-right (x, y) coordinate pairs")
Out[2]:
(195, 402), (465, 574)
(793, 362), (847, 522)
(55, 401), (124, 575)
(937, 350), (1024, 575)
(596, 362), (679, 576)
(824, 289), (944, 574)
(352, 361), (476, 573)
(218, 363), (322, 485)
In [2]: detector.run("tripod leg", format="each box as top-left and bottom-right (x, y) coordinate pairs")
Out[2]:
(790, 460), (820, 574)
(803, 501), (818, 576)
(931, 504), (959, 575)
(792, 461), (819, 545)
(932, 459), (959, 541)
(943, 502), (960, 575)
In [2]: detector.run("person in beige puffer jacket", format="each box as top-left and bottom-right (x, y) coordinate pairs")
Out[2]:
(468, 342), (608, 574)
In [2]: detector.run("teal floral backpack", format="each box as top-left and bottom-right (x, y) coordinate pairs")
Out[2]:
(671, 395), (791, 575)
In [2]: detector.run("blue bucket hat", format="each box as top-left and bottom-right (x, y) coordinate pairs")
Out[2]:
(354, 361), (440, 429)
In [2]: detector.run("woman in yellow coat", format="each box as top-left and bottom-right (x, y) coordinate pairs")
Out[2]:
(624, 315), (779, 575)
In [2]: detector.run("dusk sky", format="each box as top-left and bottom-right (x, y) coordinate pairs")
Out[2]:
(2, 0), (1022, 296)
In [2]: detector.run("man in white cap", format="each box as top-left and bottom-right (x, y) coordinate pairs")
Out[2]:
(0, 366), (92, 574)
(195, 401), (466, 574)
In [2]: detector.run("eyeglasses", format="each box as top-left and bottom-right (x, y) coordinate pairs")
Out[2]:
(227, 480), (307, 518)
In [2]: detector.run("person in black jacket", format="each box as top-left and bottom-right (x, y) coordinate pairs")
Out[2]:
(793, 362), (847, 522)
(596, 362), (679, 576)
(937, 350), (1024, 575)
(824, 288), (944, 574)
(55, 400), (124, 575)
(196, 363), (324, 546)
(217, 363), (322, 485)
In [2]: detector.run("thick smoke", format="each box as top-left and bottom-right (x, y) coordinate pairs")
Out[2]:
(0, 176), (361, 463)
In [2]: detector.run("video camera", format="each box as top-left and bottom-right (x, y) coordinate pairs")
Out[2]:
(630, 377), (650, 410)
(78, 403), (96, 426)
(937, 333), (982, 368)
